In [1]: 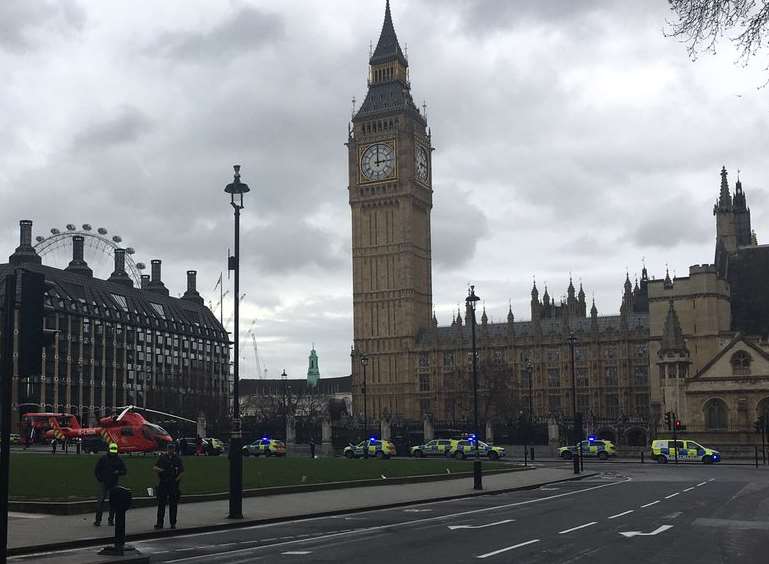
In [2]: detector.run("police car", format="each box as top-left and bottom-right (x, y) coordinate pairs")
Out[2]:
(651, 439), (720, 464)
(559, 437), (616, 460)
(343, 438), (397, 459)
(410, 439), (453, 458)
(448, 437), (506, 460)
(242, 437), (287, 457)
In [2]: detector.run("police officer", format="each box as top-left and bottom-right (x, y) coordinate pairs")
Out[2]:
(94, 442), (127, 526)
(153, 442), (184, 529)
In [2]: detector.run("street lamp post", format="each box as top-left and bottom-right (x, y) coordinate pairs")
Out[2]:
(225, 165), (249, 520)
(281, 369), (288, 442)
(526, 358), (534, 464)
(567, 332), (581, 473)
(361, 354), (368, 459)
(466, 286), (482, 490)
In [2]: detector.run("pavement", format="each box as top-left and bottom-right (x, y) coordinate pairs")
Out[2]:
(11, 462), (769, 563)
(7, 464), (581, 554)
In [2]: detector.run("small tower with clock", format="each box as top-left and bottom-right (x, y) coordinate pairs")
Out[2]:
(348, 1), (433, 420)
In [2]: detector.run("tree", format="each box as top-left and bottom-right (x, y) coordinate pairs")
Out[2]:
(667, 1), (769, 67)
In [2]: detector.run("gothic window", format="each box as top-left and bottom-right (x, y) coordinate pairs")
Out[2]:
(633, 366), (648, 386)
(606, 394), (619, 418)
(418, 352), (429, 368)
(548, 395), (561, 414)
(443, 351), (454, 369)
(633, 394), (649, 417)
(575, 347), (586, 361)
(704, 398), (729, 431)
(546, 349), (559, 362)
(730, 351), (752, 376)
(576, 367), (589, 387)
(420, 399), (431, 414)
(605, 366), (618, 386)
(577, 394), (590, 413)
(419, 374), (430, 392)
(604, 346), (617, 360)
(636, 343), (648, 358)
(548, 369), (560, 387)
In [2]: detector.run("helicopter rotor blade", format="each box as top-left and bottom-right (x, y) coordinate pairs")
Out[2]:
(132, 406), (197, 424)
(115, 405), (134, 421)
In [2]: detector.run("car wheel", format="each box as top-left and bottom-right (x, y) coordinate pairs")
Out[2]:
(414, 450), (424, 458)
(375, 450), (384, 459)
(242, 450), (250, 457)
(598, 452), (608, 460)
(656, 455), (668, 464)
(561, 451), (572, 459)
(703, 455), (713, 465)
(489, 452), (499, 461)
(265, 450), (272, 457)
(455, 451), (465, 460)
(345, 450), (354, 459)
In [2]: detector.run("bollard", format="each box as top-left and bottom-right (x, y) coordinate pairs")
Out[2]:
(640, 450), (644, 464)
(573, 452), (580, 474)
(524, 446), (528, 467)
(99, 486), (136, 556)
(530, 447), (535, 461)
(756, 446), (759, 469)
(473, 459), (483, 490)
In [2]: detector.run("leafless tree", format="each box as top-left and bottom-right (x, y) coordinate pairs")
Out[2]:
(667, 0), (769, 67)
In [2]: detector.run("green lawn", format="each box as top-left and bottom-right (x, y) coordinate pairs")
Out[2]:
(10, 454), (511, 500)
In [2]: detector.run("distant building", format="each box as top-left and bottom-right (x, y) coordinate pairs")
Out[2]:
(240, 375), (352, 419)
(1, 220), (231, 433)
(307, 346), (320, 387)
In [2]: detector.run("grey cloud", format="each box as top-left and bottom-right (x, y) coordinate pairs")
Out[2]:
(432, 182), (489, 270)
(149, 6), (284, 62)
(73, 106), (153, 149)
(631, 196), (712, 247)
(0, 0), (84, 52)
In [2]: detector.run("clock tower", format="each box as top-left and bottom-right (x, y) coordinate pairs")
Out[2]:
(348, 1), (433, 420)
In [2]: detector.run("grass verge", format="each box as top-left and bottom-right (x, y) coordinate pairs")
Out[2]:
(10, 454), (511, 500)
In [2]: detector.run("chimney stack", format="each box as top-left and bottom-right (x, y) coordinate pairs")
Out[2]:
(108, 248), (133, 288)
(182, 270), (204, 305)
(146, 259), (169, 295)
(140, 274), (150, 289)
(9, 220), (42, 266)
(65, 235), (93, 277)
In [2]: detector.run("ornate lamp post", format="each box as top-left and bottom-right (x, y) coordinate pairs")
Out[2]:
(225, 165), (249, 519)
(281, 369), (288, 442)
(567, 332), (581, 473)
(526, 358), (534, 463)
(466, 285), (482, 490)
(361, 354), (368, 458)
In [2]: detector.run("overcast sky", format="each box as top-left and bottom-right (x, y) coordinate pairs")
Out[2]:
(2, 0), (768, 382)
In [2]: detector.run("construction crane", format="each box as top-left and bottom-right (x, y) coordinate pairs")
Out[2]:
(224, 292), (247, 328)
(248, 321), (263, 380)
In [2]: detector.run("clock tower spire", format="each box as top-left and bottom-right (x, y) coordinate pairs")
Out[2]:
(349, 1), (433, 421)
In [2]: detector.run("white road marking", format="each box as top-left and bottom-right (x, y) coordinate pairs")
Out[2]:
(448, 519), (514, 530)
(7, 512), (47, 519)
(608, 510), (634, 519)
(282, 551), (311, 555)
(620, 525), (673, 538)
(559, 521), (597, 534)
(664, 493), (680, 499)
(708, 478), (715, 482)
(696, 481), (707, 487)
(157, 479), (631, 563)
(641, 500), (660, 508)
(663, 512), (683, 519)
(476, 539), (540, 559)
(683, 487), (695, 492)
(403, 509), (432, 513)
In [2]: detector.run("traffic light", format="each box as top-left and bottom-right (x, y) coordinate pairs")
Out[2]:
(675, 419), (682, 431)
(18, 270), (46, 377)
(664, 412), (672, 431)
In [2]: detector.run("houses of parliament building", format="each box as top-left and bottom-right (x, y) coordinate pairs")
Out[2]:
(350, 2), (769, 444)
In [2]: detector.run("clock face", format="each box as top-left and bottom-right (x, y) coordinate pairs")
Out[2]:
(361, 143), (396, 181)
(415, 145), (428, 181)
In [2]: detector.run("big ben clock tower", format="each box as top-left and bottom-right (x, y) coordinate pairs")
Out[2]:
(349, 1), (433, 421)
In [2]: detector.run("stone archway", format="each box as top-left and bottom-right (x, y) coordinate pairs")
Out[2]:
(596, 427), (616, 443)
(625, 427), (646, 447)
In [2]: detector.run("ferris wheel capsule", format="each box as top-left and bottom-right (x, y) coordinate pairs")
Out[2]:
(35, 236), (45, 242)
(136, 262), (146, 270)
(97, 228), (108, 235)
(112, 235), (122, 243)
(66, 224), (76, 231)
(82, 224), (92, 231)
(50, 228), (60, 235)
(125, 247), (135, 254)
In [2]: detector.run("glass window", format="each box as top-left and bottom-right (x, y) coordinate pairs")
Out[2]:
(548, 369), (560, 387)
(605, 367), (618, 386)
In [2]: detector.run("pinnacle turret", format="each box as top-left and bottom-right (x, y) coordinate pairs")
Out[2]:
(660, 301), (688, 354)
(715, 165), (732, 213)
(370, 1), (407, 66)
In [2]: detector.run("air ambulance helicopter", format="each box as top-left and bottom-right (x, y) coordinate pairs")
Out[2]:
(44, 405), (196, 454)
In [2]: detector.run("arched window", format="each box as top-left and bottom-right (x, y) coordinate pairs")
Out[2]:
(731, 350), (752, 375)
(758, 397), (769, 421)
(704, 398), (729, 431)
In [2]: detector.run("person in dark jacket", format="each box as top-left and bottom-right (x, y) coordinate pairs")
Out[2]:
(153, 442), (184, 529)
(94, 442), (127, 526)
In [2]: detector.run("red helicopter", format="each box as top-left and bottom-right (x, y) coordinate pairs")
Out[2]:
(43, 405), (196, 453)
